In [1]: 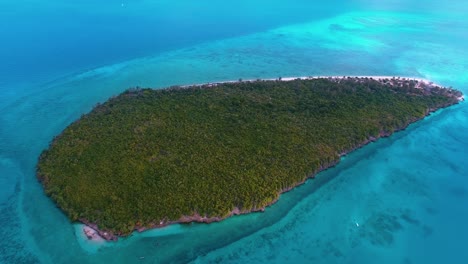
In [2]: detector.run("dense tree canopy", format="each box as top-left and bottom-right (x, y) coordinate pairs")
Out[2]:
(37, 77), (461, 236)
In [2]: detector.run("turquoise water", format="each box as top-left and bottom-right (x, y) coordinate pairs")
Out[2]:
(1, 1), (468, 263)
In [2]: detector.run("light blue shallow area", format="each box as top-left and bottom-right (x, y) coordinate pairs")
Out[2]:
(1, 1), (467, 263)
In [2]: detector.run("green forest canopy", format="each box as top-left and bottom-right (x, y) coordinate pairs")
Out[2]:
(37, 77), (461, 236)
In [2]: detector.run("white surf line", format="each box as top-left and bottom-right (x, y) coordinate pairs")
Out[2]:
(179, 75), (448, 89)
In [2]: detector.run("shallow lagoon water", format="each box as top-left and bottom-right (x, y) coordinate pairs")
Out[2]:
(1, 1), (468, 263)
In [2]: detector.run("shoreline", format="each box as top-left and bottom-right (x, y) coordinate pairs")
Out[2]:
(180, 75), (463, 102)
(71, 76), (462, 241)
(181, 75), (447, 89)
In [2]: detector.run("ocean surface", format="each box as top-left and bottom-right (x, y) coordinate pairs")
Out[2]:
(1, 1), (467, 263)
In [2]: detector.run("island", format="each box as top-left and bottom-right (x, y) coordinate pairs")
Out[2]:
(36, 76), (463, 240)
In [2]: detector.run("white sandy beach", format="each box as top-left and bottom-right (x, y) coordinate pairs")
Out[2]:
(183, 75), (447, 89)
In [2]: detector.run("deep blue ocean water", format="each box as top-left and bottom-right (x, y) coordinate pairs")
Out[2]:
(1, 1), (467, 263)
